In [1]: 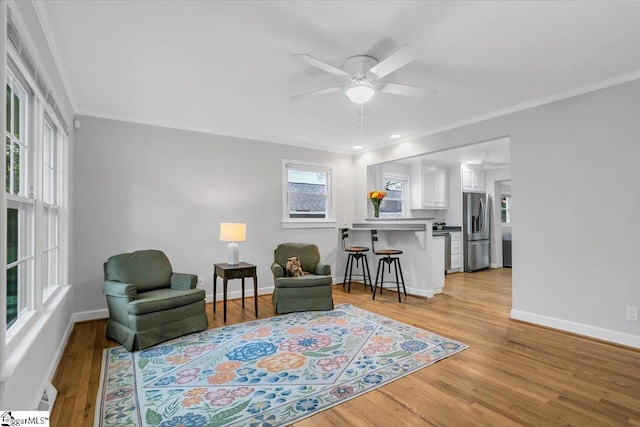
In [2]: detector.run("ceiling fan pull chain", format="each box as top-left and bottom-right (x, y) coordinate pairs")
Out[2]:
(360, 104), (364, 136)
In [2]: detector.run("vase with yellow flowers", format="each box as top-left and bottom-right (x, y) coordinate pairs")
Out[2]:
(368, 191), (386, 218)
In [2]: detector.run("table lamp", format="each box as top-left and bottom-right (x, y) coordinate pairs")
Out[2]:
(220, 222), (246, 265)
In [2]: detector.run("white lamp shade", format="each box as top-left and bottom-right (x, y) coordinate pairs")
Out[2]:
(220, 223), (246, 242)
(220, 223), (246, 265)
(345, 85), (375, 104)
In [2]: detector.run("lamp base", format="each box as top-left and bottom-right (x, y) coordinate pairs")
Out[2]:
(226, 242), (239, 265)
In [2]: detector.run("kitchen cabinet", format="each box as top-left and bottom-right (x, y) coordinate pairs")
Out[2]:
(410, 163), (448, 209)
(449, 232), (462, 272)
(461, 164), (485, 192)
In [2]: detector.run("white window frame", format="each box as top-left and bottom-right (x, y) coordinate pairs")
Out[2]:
(501, 193), (512, 225)
(380, 173), (409, 219)
(4, 45), (68, 346)
(282, 160), (336, 229)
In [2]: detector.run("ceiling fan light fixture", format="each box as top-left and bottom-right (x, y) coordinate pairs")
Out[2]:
(345, 84), (375, 104)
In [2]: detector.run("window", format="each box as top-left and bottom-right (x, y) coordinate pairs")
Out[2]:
(4, 55), (66, 336)
(501, 194), (512, 224)
(283, 161), (333, 223)
(6, 68), (34, 330)
(380, 175), (409, 218)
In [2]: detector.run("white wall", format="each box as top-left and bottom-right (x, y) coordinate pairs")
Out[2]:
(72, 115), (355, 315)
(353, 79), (640, 348)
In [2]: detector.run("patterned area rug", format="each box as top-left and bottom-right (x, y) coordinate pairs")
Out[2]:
(95, 304), (467, 426)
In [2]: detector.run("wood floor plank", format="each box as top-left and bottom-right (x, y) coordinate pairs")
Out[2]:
(50, 268), (640, 426)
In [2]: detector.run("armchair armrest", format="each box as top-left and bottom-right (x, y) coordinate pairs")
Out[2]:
(171, 272), (198, 290)
(103, 280), (138, 299)
(271, 262), (284, 279)
(315, 262), (331, 276)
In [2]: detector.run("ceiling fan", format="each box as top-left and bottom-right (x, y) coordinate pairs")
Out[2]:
(290, 45), (436, 104)
(478, 151), (510, 170)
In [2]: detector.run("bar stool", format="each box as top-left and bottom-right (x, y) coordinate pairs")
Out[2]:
(371, 229), (407, 302)
(340, 228), (372, 292)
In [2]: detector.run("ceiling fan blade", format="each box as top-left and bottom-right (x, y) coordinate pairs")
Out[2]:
(368, 45), (417, 79)
(290, 86), (343, 100)
(294, 54), (349, 77)
(379, 83), (436, 98)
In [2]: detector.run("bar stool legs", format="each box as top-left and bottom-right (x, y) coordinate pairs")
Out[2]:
(372, 255), (407, 302)
(343, 252), (372, 293)
(340, 228), (372, 293)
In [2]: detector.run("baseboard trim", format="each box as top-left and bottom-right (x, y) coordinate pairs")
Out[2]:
(510, 309), (640, 349)
(72, 308), (109, 323)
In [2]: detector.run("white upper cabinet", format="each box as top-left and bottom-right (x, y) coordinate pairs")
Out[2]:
(411, 163), (448, 209)
(461, 164), (485, 192)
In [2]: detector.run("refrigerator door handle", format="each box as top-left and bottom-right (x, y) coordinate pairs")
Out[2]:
(478, 196), (484, 234)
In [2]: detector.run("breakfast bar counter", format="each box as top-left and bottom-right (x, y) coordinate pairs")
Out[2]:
(341, 219), (445, 298)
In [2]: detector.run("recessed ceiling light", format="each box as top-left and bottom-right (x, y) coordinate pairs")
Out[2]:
(353, 145), (363, 150)
(390, 134), (402, 139)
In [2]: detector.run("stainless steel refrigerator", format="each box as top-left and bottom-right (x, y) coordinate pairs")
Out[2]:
(463, 192), (490, 272)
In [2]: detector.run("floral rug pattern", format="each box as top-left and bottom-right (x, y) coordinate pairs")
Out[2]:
(95, 304), (467, 426)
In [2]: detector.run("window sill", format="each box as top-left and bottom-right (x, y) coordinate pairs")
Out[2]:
(281, 220), (337, 229)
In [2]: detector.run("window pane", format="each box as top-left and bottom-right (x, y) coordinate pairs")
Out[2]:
(13, 93), (20, 139)
(381, 178), (406, 216)
(13, 141), (20, 195)
(43, 122), (56, 204)
(5, 136), (10, 193)
(5, 85), (10, 133)
(7, 208), (18, 264)
(7, 266), (18, 328)
(288, 168), (328, 219)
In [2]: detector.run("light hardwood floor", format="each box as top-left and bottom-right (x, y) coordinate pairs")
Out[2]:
(51, 269), (640, 426)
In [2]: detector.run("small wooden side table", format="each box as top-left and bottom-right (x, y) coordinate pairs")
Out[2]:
(213, 262), (258, 322)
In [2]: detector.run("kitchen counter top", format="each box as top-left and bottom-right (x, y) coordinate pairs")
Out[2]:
(352, 222), (427, 231)
(433, 226), (462, 232)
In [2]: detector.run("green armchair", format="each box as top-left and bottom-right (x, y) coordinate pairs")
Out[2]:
(271, 242), (334, 314)
(102, 249), (208, 351)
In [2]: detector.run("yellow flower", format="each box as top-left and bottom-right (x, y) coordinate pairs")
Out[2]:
(368, 191), (387, 200)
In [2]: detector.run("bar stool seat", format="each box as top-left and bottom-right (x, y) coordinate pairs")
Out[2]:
(371, 230), (407, 302)
(340, 228), (372, 293)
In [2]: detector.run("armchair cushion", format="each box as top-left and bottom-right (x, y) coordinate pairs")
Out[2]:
(128, 288), (205, 315)
(275, 275), (332, 288)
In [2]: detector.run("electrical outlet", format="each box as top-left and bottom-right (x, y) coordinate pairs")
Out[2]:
(626, 306), (639, 322)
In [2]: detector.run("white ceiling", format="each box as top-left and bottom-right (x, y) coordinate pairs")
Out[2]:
(34, 1), (640, 153)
